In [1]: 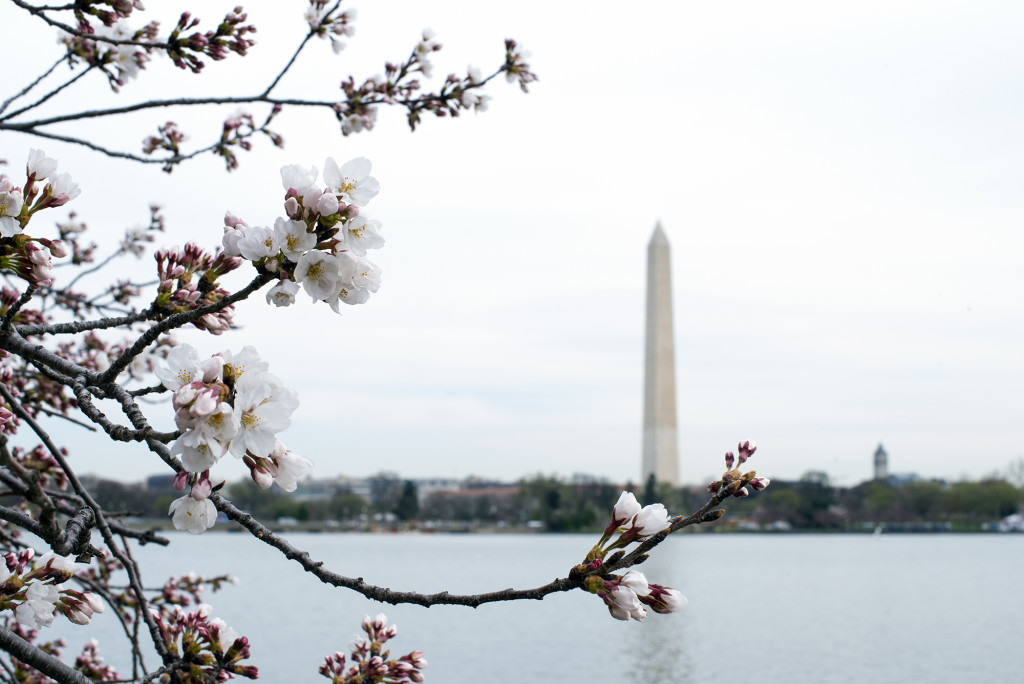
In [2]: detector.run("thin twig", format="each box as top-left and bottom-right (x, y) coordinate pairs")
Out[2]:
(0, 286), (36, 333)
(0, 55), (64, 115)
(35, 405), (99, 431)
(0, 64), (95, 122)
(99, 271), (273, 383)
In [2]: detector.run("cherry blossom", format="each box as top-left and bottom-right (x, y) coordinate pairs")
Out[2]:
(27, 149), (58, 179)
(275, 217), (316, 261)
(339, 216), (385, 256)
(0, 183), (23, 237)
(169, 489), (217, 534)
(15, 583), (60, 629)
(237, 225), (280, 261)
(295, 250), (342, 301)
(171, 430), (225, 473)
(631, 503), (671, 537)
(266, 279), (300, 307)
(156, 344), (204, 391)
(229, 375), (296, 459)
(281, 163), (318, 193)
(611, 491), (641, 527)
(269, 441), (313, 492)
(323, 157), (379, 207)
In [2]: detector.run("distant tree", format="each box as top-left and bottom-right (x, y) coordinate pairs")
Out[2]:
(902, 481), (945, 519)
(946, 480), (1021, 520)
(394, 481), (420, 522)
(794, 471), (841, 528)
(755, 487), (803, 526)
(329, 492), (369, 522)
(642, 473), (658, 506)
(1006, 458), (1024, 489)
(863, 480), (897, 515)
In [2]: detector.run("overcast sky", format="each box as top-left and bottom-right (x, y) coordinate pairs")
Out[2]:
(5, 0), (1022, 487)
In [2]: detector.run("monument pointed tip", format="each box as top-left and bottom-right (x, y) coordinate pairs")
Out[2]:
(649, 222), (669, 245)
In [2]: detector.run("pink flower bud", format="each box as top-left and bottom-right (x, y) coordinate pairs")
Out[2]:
(46, 239), (68, 258)
(190, 478), (212, 500)
(641, 583), (688, 614)
(284, 196), (301, 220)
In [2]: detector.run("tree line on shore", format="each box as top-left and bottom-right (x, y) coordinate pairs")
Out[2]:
(56, 470), (1024, 532)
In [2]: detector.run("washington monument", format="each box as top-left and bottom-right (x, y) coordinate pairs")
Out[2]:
(642, 223), (679, 486)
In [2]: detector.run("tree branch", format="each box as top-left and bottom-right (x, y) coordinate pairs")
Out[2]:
(99, 271), (273, 384)
(211, 491), (584, 607)
(0, 55), (63, 115)
(16, 308), (155, 337)
(0, 624), (91, 684)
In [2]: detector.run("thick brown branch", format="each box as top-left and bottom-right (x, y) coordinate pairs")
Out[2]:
(0, 624), (91, 684)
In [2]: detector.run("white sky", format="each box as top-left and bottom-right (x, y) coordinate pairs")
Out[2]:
(4, 0), (1022, 487)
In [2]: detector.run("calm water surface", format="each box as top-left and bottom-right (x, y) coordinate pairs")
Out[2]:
(53, 533), (1021, 682)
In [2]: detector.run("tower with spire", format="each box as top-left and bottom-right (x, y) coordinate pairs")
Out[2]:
(874, 443), (889, 480)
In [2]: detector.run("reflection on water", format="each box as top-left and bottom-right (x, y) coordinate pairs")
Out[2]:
(628, 548), (695, 683)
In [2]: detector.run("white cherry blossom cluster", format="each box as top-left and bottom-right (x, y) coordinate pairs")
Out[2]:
(223, 157), (384, 313)
(157, 344), (312, 533)
(414, 29), (442, 78)
(581, 491), (686, 621)
(0, 550), (105, 629)
(305, 1), (356, 54)
(586, 569), (687, 622)
(0, 150), (74, 286)
(58, 19), (154, 90)
(1, 149), (79, 236)
(605, 490), (672, 544)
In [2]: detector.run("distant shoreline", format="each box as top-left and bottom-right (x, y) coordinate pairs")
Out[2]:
(130, 519), (1019, 535)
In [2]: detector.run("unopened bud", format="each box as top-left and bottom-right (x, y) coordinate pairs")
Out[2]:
(700, 509), (726, 522)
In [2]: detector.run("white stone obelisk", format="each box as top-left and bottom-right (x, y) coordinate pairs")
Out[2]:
(642, 223), (679, 486)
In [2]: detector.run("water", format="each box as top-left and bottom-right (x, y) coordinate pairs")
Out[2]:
(50, 533), (1022, 682)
